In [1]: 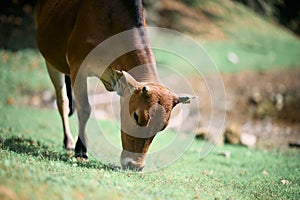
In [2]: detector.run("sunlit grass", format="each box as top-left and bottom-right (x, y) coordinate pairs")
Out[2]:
(0, 106), (299, 199)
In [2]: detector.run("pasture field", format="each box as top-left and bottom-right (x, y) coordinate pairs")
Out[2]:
(1, 1), (300, 198)
(0, 106), (299, 199)
(0, 50), (299, 199)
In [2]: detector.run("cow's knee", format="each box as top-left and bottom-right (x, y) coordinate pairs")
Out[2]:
(78, 105), (91, 122)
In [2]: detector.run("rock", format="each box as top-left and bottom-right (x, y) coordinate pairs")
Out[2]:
(288, 141), (300, 148)
(240, 133), (257, 148)
(224, 123), (241, 145)
(274, 93), (284, 111)
(217, 151), (230, 158)
(255, 99), (277, 118)
(42, 90), (53, 102)
(249, 87), (262, 105)
(202, 170), (214, 176)
(279, 94), (300, 122)
(262, 170), (269, 175)
(31, 95), (41, 106)
(6, 97), (15, 105)
(195, 127), (224, 146)
(195, 127), (208, 140)
(227, 52), (239, 64)
(280, 180), (290, 185)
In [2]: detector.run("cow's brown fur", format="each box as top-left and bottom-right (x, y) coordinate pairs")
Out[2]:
(35, 0), (192, 170)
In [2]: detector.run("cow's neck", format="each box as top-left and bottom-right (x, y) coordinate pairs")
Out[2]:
(128, 63), (159, 83)
(118, 27), (160, 83)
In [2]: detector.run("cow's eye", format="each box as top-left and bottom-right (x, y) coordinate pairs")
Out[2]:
(158, 100), (161, 105)
(133, 112), (139, 123)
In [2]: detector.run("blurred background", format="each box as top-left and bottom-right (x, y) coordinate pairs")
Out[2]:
(0, 0), (299, 149)
(1, 0), (299, 49)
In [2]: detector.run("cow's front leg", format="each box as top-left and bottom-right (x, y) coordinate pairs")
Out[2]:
(46, 62), (75, 150)
(72, 73), (91, 161)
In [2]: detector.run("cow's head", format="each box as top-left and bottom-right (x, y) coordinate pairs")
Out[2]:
(116, 71), (194, 171)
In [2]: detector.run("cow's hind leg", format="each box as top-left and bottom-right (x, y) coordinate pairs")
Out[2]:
(65, 75), (76, 116)
(46, 62), (75, 150)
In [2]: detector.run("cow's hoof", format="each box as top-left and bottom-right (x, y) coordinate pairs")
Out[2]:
(76, 157), (89, 162)
(64, 138), (75, 150)
(74, 138), (88, 161)
(64, 143), (75, 151)
(75, 152), (89, 162)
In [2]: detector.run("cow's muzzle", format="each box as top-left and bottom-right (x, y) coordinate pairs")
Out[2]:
(120, 150), (145, 171)
(120, 132), (154, 171)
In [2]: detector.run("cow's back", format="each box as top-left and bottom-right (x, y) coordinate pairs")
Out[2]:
(35, 0), (157, 82)
(35, 0), (81, 74)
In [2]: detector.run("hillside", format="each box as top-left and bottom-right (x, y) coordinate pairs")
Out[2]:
(1, 0), (300, 48)
(144, 0), (300, 72)
(145, 0), (298, 39)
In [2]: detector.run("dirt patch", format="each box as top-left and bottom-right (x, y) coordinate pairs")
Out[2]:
(211, 67), (300, 150)
(222, 68), (300, 123)
(144, 0), (226, 41)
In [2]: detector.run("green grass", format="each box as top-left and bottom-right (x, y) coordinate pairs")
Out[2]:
(154, 31), (300, 74)
(0, 49), (50, 107)
(1, 1), (300, 198)
(0, 106), (299, 199)
(202, 28), (300, 71)
(0, 50), (299, 198)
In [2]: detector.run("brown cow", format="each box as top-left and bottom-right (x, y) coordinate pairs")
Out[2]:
(35, 0), (194, 171)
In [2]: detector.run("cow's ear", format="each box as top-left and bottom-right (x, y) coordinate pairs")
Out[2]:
(116, 70), (141, 96)
(173, 95), (197, 107)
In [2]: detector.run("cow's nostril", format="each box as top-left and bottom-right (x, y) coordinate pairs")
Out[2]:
(133, 112), (139, 124)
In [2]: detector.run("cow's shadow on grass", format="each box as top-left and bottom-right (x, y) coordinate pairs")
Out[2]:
(0, 135), (121, 171)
